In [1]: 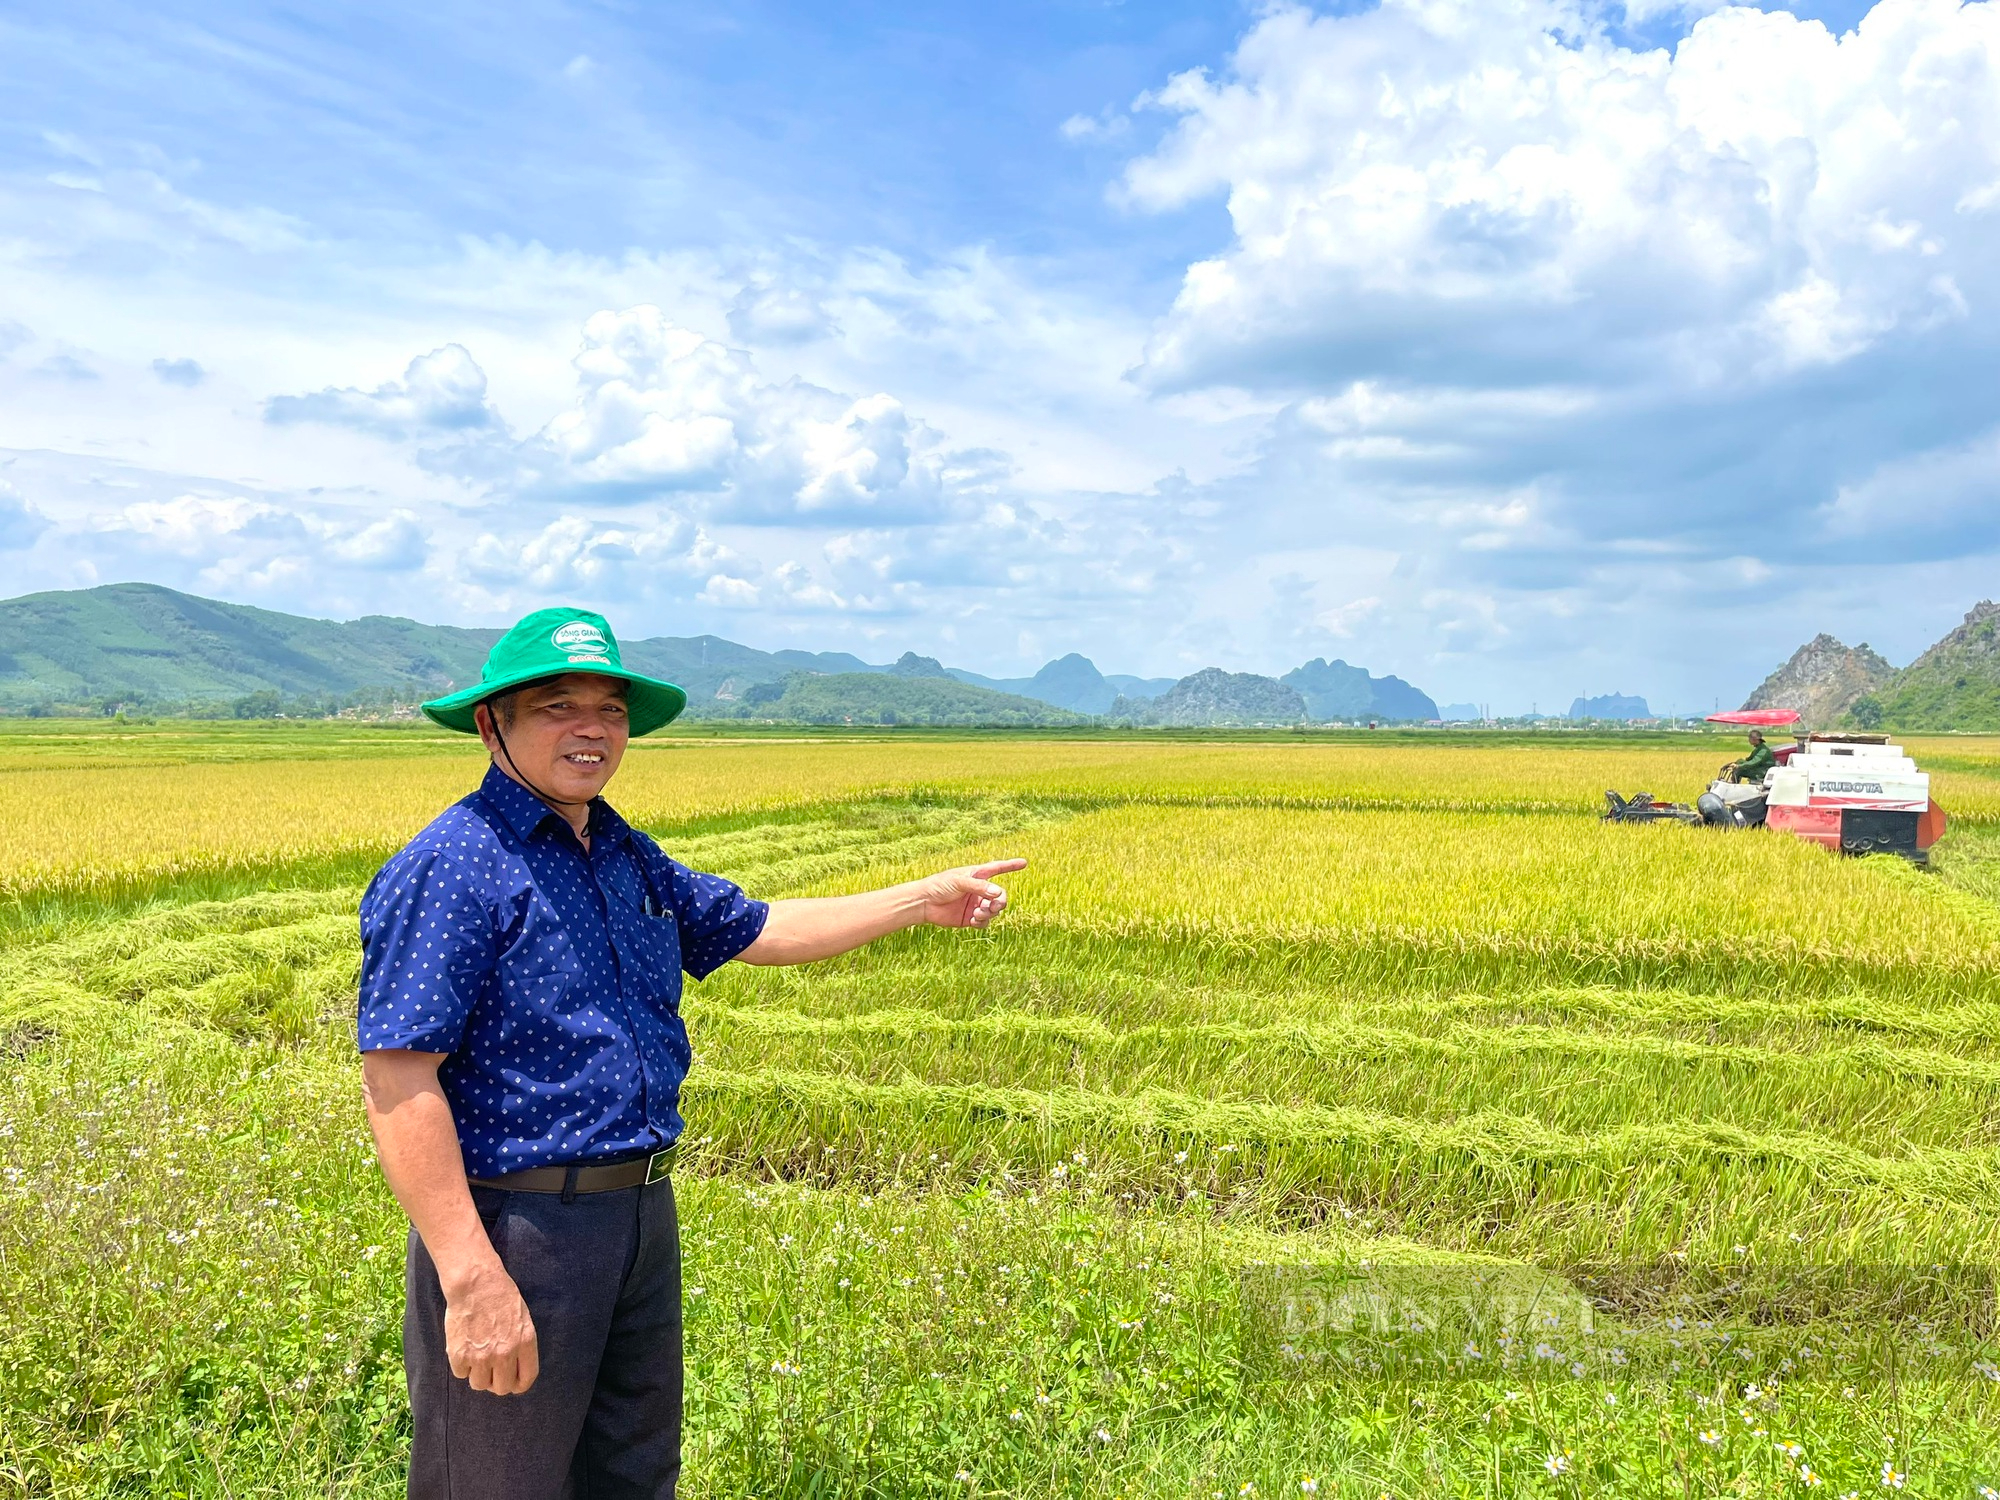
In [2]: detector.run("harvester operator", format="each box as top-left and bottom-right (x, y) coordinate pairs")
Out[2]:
(356, 607), (1024, 1500)
(1721, 729), (1777, 785)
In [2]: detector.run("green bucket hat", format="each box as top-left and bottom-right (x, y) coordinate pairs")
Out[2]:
(421, 607), (687, 737)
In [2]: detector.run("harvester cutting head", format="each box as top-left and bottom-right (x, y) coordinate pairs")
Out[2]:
(1602, 790), (1701, 825)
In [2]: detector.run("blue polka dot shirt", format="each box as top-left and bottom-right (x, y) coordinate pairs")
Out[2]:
(357, 764), (769, 1178)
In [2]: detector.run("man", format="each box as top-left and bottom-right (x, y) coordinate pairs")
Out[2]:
(1721, 729), (1777, 784)
(357, 607), (1024, 1500)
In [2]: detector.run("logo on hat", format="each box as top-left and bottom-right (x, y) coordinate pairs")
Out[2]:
(552, 620), (610, 656)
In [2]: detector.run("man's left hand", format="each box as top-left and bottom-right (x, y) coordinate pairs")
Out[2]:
(918, 859), (1027, 928)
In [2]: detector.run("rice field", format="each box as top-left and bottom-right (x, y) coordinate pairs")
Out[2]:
(3, 724), (2000, 1496)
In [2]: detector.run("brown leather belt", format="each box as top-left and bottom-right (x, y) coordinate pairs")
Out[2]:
(469, 1145), (675, 1195)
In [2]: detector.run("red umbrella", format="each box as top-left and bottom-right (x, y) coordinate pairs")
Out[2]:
(1706, 709), (1801, 727)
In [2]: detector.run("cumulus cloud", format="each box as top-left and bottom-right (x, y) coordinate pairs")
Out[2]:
(265, 344), (499, 437)
(1094, 0), (2000, 690)
(696, 572), (761, 608)
(1127, 0), (2000, 391)
(521, 305), (982, 522)
(0, 482), (49, 550)
(728, 276), (837, 345)
(35, 353), (98, 382)
(150, 357), (205, 387)
(462, 511), (717, 595)
(327, 510), (428, 569)
(110, 495), (308, 554)
(95, 493), (429, 591)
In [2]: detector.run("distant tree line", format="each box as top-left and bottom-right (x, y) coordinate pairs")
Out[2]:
(0, 685), (433, 721)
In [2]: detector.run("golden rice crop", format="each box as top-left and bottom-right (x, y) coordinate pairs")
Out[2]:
(17, 729), (1995, 896)
(969, 804), (2000, 967)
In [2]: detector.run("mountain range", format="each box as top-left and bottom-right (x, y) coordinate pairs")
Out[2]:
(1745, 602), (2000, 730)
(1568, 693), (1652, 721)
(0, 583), (1443, 726)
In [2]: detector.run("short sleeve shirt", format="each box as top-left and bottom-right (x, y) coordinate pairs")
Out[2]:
(357, 764), (768, 1177)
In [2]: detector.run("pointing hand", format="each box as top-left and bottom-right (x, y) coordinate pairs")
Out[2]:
(919, 859), (1027, 928)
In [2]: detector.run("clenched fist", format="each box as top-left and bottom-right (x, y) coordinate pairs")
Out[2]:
(444, 1262), (540, 1396)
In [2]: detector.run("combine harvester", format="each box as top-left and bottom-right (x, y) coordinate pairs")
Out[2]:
(1604, 709), (1947, 863)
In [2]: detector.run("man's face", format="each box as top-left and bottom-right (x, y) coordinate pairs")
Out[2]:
(476, 672), (630, 805)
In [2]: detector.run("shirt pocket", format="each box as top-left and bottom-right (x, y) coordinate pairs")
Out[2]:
(606, 856), (685, 996)
(626, 910), (685, 1006)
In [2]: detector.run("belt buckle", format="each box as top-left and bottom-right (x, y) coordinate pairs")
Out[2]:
(644, 1147), (674, 1185)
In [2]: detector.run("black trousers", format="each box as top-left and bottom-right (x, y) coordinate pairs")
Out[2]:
(404, 1175), (683, 1500)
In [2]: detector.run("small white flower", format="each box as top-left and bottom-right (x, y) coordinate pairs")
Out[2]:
(1300, 1481), (1318, 1495)
(1096, 1428), (1113, 1444)
(1545, 1451), (1572, 1477)
(1699, 1430), (1722, 1447)
(1880, 1461), (1905, 1490)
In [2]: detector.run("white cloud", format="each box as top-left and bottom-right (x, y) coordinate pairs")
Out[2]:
(697, 573), (761, 607)
(1124, 0), (2000, 391)
(1065, 0), (2000, 706)
(94, 493), (429, 590)
(266, 344), (500, 437)
(35, 353), (98, 382)
(0, 482), (48, 551)
(534, 312), (751, 490)
(462, 511), (708, 594)
(519, 306), (981, 522)
(728, 276), (836, 345)
(150, 357), (204, 387)
(109, 495), (307, 555)
(327, 510), (428, 570)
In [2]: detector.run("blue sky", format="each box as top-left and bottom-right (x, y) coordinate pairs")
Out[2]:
(1, 0), (1995, 712)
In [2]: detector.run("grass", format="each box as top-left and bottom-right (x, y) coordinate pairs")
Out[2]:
(3, 722), (2000, 1496)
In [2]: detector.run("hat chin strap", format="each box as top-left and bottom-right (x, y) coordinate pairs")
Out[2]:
(489, 714), (593, 822)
